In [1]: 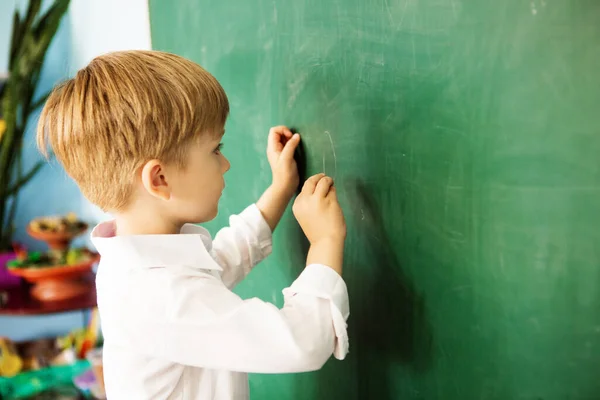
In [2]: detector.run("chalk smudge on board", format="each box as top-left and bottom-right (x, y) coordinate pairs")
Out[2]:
(324, 130), (338, 179)
(531, 1), (538, 15)
(287, 72), (309, 108)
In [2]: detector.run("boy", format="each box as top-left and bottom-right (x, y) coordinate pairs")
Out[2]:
(37, 50), (348, 399)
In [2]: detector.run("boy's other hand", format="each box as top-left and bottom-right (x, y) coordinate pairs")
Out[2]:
(293, 174), (347, 244)
(267, 126), (300, 198)
(293, 174), (346, 274)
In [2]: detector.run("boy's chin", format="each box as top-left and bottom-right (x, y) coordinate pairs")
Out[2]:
(206, 206), (219, 221)
(189, 205), (219, 224)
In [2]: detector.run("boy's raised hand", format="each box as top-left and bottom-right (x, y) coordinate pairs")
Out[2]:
(267, 126), (300, 197)
(293, 173), (346, 275)
(293, 174), (346, 244)
(256, 126), (301, 232)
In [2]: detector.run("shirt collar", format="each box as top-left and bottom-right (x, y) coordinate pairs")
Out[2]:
(90, 221), (223, 271)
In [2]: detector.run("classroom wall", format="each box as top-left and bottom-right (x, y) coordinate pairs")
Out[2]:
(0, 0), (151, 341)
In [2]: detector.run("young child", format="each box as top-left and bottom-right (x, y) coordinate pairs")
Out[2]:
(37, 50), (348, 399)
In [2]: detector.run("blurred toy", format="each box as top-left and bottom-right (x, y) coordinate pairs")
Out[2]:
(79, 308), (101, 358)
(57, 329), (87, 358)
(0, 337), (23, 377)
(15, 338), (65, 371)
(73, 355), (106, 399)
(86, 347), (105, 396)
(57, 308), (102, 359)
(0, 335), (84, 378)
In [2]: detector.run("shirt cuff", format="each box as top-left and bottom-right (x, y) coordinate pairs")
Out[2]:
(236, 204), (273, 257)
(283, 264), (350, 360)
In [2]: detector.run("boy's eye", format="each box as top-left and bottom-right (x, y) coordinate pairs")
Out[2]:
(214, 143), (224, 154)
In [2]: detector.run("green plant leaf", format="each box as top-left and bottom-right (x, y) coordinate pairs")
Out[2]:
(34, 0), (70, 38)
(1, 0), (70, 248)
(30, 90), (52, 110)
(5, 160), (45, 197)
(23, 0), (42, 31)
(9, 11), (22, 70)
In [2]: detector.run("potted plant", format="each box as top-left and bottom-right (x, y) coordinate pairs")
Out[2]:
(0, 0), (70, 287)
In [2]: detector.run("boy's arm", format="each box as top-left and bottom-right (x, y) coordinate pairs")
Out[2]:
(212, 185), (292, 289)
(255, 185), (294, 232)
(122, 264), (349, 373)
(210, 202), (273, 289)
(211, 126), (300, 288)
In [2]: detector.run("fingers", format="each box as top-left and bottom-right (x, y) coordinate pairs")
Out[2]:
(280, 133), (300, 160)
(326, 185), (338, 200)
(302, 173), (326, 194)
(315, 176), (334, 197)
(268, 126), (294, 156)
(267, 129), (284, 154)
(268, 126), (293, 150)
(270, 125), (293, 139)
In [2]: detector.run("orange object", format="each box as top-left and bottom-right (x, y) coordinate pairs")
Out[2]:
(79, 339), (93, 359)
(8, 253), (100, 302)
(79, 308), (101, 358)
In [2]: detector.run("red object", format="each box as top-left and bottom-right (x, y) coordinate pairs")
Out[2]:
(12, 243), (28, 261)
(7, 253), (100, 302)
(0, 274), (97, 315)
(79, 338), (93, 359)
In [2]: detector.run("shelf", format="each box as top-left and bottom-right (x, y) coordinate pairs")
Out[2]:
(0, 274), (97, 315)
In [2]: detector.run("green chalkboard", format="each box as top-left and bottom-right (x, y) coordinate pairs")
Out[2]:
(149, 1), (600, 398)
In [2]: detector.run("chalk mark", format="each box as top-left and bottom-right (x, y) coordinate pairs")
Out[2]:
(396, 0), (410, 31)
(384, 0), (394, 24)
(324, 130), (338, 180)
(531, 1), (538, 15)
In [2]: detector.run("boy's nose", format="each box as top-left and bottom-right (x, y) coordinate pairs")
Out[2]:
(222, 156), (231, 173)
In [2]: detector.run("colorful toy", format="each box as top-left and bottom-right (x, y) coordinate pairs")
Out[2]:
(57, 308), (102, 359)
(0, 337), (23, 377)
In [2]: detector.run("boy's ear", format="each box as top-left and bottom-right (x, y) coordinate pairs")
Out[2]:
(140, 159), (171, 201)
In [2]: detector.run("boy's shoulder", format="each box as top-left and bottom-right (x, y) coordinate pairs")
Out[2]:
(91, 221), (222, 272)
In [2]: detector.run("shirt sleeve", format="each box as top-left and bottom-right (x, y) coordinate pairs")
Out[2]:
(211, 204), (273, 289)
(119, 264), (349, 373)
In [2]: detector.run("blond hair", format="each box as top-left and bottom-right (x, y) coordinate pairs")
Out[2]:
(37, 50), (229, 211)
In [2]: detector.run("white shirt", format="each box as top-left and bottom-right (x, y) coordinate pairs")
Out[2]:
(91, 204), (349, 400)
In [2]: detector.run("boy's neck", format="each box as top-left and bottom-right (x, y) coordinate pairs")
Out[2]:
(114, 207), (182, 236)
